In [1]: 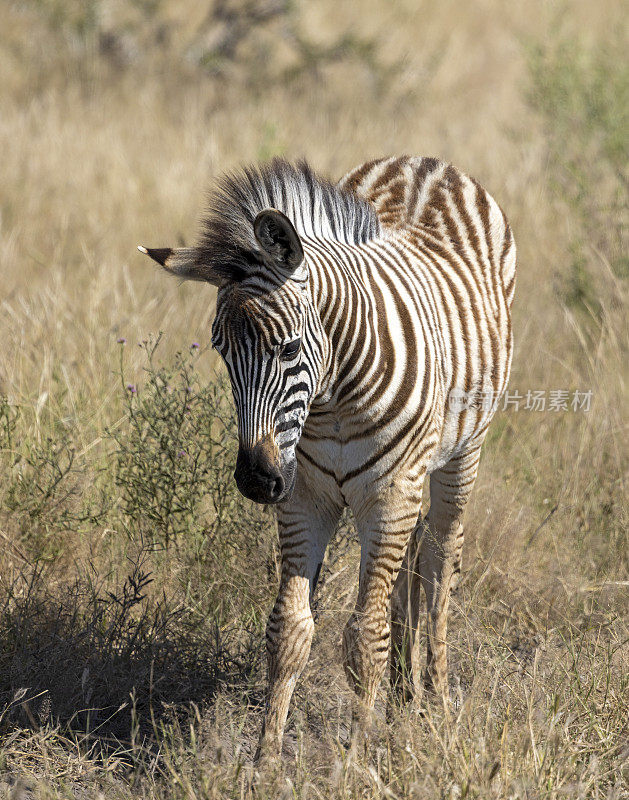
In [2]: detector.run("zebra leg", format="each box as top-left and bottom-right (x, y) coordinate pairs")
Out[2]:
(389, 515), (422, 708)
(343, 486), (422, 750)
(256, 484), (341, 763)
(419, 443), (483, 696)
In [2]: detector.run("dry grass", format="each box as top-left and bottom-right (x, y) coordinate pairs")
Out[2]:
(0, 0), (627, 797)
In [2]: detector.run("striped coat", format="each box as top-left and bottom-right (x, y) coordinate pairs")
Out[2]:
(140, 155), (515, 760)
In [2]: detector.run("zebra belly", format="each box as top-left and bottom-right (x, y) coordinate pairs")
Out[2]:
(427, 381), (503, 472)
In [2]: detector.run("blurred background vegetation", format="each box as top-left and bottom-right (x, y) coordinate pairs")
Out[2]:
(0, 1), (627, 797)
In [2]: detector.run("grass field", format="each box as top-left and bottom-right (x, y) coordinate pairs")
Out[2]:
(0, 1), (627, 797)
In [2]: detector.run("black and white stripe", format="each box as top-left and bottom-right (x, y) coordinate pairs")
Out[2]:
(142, 154), (516, 759)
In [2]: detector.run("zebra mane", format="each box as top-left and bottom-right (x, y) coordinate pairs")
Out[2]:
(194, 158), (381, 282)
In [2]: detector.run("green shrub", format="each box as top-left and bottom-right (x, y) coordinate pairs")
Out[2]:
(111, 336), (274, 568)
(1, 400), (106, 559)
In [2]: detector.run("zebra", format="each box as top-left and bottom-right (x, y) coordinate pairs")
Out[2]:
(139, 155), (516, 760)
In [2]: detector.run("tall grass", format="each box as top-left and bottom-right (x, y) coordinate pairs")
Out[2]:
(0, 0), (627, 797)
(529, 30), (628, 320)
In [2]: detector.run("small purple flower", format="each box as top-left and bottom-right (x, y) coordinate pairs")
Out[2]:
(126, 383), (137, 394)
(190, 342), (200, 350)
(117, 337), (126, 345)
(177, 449), (187, 458)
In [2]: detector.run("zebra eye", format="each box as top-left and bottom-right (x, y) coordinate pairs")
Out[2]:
(279, 338), (301, 360)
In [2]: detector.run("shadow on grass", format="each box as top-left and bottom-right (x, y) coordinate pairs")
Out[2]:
(0, 559), (266, 753)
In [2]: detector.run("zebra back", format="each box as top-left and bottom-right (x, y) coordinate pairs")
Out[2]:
(338, 156), (516, 307)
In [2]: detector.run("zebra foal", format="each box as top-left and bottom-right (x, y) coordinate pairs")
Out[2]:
(140, 155), (515, 759)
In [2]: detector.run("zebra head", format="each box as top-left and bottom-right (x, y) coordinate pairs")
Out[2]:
(140, 208), (324, 505)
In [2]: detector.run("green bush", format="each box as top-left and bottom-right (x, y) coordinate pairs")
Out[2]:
(0, 344), (276, 743)
(111, 338), (276, 612)
(1, 399), (107, 559)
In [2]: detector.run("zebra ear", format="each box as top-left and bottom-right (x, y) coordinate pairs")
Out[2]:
(253, 209), (304, 273)
(137, 245), (223, 286)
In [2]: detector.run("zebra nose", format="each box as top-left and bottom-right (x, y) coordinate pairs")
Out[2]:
(268, 473), (285, 501)
(234, 439), (285, 504)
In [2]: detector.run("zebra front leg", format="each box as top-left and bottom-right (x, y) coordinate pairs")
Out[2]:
(256, 484), (341, 763)
(257, 573), (313, 762)
(344, 486), (422, 751)
(419, 444), (482, 696)
(389, 520), (423, 708)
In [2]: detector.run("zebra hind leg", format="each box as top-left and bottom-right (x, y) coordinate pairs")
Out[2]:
(419, 443), (483, 697)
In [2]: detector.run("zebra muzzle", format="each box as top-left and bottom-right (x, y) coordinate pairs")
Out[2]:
(234, 435), (294, 504)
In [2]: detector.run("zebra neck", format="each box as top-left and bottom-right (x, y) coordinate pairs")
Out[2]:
(304, 236), (384, 408)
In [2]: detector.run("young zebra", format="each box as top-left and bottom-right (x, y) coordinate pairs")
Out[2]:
(139, 155), (515, 759)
